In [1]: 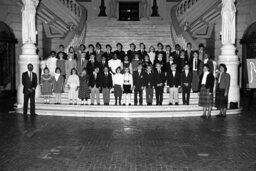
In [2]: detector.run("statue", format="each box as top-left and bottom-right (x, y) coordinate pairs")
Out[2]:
(109, 0), (117, 18)
(141, 0), (148, 18)
(221, 0), (236, 45)
(21, 0), (39, 44)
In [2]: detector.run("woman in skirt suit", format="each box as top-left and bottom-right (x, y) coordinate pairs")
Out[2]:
(215, 64), (230, 118)
(198, 64), (215, 118)
(53, 67), (65, 104)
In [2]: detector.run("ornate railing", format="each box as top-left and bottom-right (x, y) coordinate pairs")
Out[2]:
(171, 24), (187, 50)
(176, 0), (200, 18)
(59, 0), (82, 18)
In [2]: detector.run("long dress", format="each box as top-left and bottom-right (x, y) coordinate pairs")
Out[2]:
(67, 74), (79, 100)
(40, 74), (53, 96)
(78, 75), (90, 99)
(53, 74), (64, 93)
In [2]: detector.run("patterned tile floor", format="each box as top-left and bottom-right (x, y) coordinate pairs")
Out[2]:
(0, 95), (256, 171)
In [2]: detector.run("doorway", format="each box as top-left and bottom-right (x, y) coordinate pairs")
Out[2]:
(119, 2), (139, 21)
(240, 22), (256, 90)
(0, 21), (17, 95)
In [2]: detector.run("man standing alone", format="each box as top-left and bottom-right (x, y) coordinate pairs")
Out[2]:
(22, 63), (37, 117)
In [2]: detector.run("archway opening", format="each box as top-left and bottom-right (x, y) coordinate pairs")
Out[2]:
(0, 21), (17, 96)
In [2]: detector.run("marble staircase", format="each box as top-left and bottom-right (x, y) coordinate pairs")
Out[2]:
(15, 90), (242, 117)
(84, 20), (174, 50)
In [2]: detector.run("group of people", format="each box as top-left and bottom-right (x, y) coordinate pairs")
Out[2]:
(36, 42), (230, 118)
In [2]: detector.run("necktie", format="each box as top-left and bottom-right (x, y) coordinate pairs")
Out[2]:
(195, 59), (197, 70)
(29, 72), (32, 82)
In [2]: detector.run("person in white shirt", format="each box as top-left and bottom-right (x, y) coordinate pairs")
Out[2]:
(46, 51), (57, 76)
(123, 67), (133, 106)
(148, 45), (156, 64)
(112, 67), (123, 105)
(108, 53), (122, 74)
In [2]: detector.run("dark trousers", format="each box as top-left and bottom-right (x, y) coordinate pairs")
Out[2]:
(23, 92), (35, 115)
(134, 88), (143, 105)
(146, 86), (153, 104)
(155, 86), (164, 105)
(182, 85), (191, 105)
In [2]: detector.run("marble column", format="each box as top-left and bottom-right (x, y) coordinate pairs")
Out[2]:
(17, 0), (40, 108)
(218, 0), (240, 107)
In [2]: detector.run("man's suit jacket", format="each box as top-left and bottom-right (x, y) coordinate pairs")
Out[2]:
(133, 71), (146, 88)
(89, 73), (101, 88)
(153, 70), (166, 87)
(98, 61), (109, 73)
(189, 57), (202, 75)
(144, 72), (155, 87)
(86, 61), (99, 75)
(172, 51), (180, 64)
(185, 50), (193, 62)
(101, 72), (113, 89)
(167, 71), (181, 87)
(22, 71), (37, 94)
(102, 51), (113, 61)
(181, 71), (192, 86)
(95, 50), (105, 63)
(137, 50), (148, 60)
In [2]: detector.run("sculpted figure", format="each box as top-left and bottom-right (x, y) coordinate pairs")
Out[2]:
(22, 0), (39, 44)
(141, 0), (148, 18)
(221, 0), (236, 45)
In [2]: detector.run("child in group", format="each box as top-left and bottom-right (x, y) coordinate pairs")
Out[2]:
(131, 53), (141, 73)
(53, 67), (65, 104)
(56, 52), (66, 79)
(89, 67), (101, 105)
(40, 67), (53, 104)
(148, 45), (156, 64)
(122, 55), (132, 72)
(144, 65), (155, 105)
(123, 67), (133, 106)
(65, 53), (77, 80)
(181, 64), (192, 105)
(78, 68), (90, 105)
(113, 67), (123, 105)
(142, 54), (152, 71)
(67, 68), (79, 105)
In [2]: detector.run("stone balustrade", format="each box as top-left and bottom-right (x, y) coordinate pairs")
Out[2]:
(59, 0), (82, 18)
(171, 25), (187, 50)
(176, 0), (199, 18)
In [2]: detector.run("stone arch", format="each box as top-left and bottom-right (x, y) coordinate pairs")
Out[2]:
(0, 21), (17, 94)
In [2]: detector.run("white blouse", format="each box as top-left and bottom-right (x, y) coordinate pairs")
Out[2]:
(113, 73), (124, 87)
(201, 71), (209, 85)
(123, 73), (133, 86)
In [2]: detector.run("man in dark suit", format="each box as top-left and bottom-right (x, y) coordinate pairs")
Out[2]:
(103, 44), (113, 62)
(89, 67), (101, 105)
(101, 66), (113, 105)
(154, 63), (166, 105)
(127, 43), (136, 62)
(137, 43), (148, 61)
(98, 56), (109, 74)
(133, 64), (145, 105)
(167, 64), (181, 105)
(22, 63), (37, 117)
(144, 65), (155, 105)
(95, 42), (105, 63)
(87, 54), (99, 75)
(181, 64), (193, 105)
(172, 44), (181, 64)
(185, 42), (193, 62)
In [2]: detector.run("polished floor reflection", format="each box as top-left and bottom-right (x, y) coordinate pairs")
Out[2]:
(0, 109), (256, 171)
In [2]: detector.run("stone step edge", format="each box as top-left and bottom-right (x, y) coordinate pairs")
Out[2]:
(15, 108), (242, 118)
